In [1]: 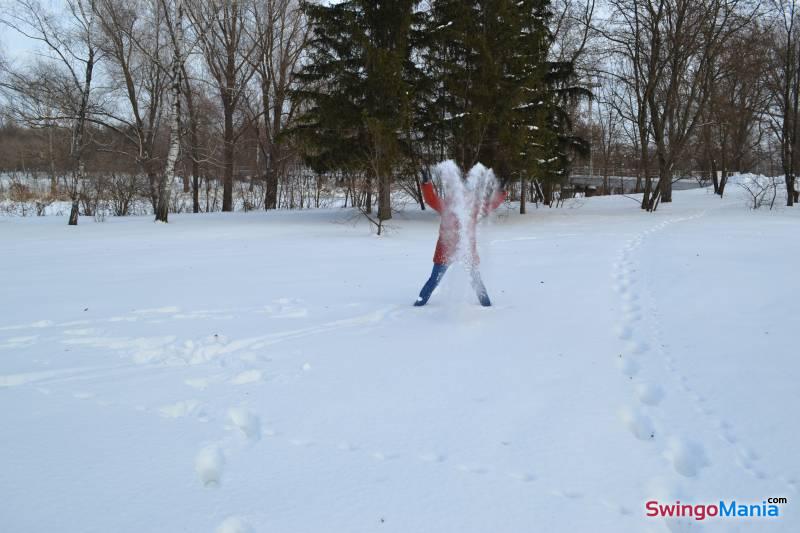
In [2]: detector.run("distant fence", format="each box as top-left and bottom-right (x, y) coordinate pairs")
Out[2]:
(568, 167), (716, 195)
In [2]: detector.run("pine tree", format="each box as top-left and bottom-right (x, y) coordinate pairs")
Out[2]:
(419, 0), (498, 174)
(419, 0), (588, 208)
(294, 0), (418, 221)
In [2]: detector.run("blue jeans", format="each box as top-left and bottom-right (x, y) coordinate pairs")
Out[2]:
(414, 264), (491, 306)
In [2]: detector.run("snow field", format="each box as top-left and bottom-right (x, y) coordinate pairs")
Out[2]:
(0, 184), (798, 532)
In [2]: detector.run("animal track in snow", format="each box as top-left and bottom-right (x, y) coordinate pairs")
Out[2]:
(230, 370), (263, 385)
(616, 355), (639, 377)
(613, 324), (632, 340)
(227, 408), (261, 441)
(665, 438), (709, 477)
(216, 516), (254, 533)
(259, 298), (309, 319)
(611, 215), (726, 507)
(550, 488), (583, 500)
(457, 464), (488, 475)
(621, 302), (640, 316)
(625, 340), (649, 355)
(184, 376), (217, 390)
(195, 445), (225, 487)
(635, 383), (664, 406)
(371, 451), (400, 461)
(158, 399), (201, 419)
(620, 291), (639, 303)
(620, 407), (656, 441)
(508, 472), (536, 483)
(337, 441), (359, 452)
(717, 420), (738, 444)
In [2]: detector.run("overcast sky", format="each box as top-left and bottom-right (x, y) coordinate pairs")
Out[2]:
(0, 0), (66, 62)
(0, 20), (40, 61)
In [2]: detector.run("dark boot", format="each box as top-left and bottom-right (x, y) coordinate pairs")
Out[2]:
(414, 264), (448, 306)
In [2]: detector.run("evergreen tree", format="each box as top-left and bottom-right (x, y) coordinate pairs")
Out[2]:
(295, 0), (418, 221)
(419, 0), (588, 207)
(513, 0), (589, 207)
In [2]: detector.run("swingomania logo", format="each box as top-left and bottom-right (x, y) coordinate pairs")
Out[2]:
(645, 497), (788, 521)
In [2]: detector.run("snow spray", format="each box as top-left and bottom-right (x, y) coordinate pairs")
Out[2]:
(431, 160), (500, 304)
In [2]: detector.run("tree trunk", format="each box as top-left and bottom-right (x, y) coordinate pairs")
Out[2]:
(66, 41), (95, 226)
(542, 180), (552, 206)
(657, 150), (672, 204)
(415, 173), (425, 211)
(189, 108), (200, 213)
(660, 173), (672, 203)
(787, 175), (796, 206)
(156, 0), (184, 223)
(519, 176), (526, 214)
(48, 127), (57, 197)
(639, 134), (650, 209)
(642, 176), (652, 210)
(181, 55), (200, 214)
(148, 171), (158, 212)
(711, 163), (719, 195)
(377, 171), (391, 221)
(192, 172), (200, 213)
(222, 105), (234, 212)
(68, 197), (79, 226)
(264, 143), (279, 210)
(364, 174), (372, 214)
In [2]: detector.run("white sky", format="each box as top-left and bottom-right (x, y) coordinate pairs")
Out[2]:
(0, 0), (64, 62)
(1, 21), (42, 64)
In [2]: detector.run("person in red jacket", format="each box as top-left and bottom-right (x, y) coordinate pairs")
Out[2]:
(414, 165), (507, 307)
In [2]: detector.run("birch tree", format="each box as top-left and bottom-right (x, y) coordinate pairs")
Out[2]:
(155, 0), (184, 222)
(0, 0), (100, 225)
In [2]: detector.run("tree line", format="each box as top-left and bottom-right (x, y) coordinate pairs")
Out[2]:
(0, 0), (797, 226)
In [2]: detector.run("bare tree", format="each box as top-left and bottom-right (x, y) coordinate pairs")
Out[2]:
(187, 0), (258, 212)
(92, 0), (168, 212)
(592, 88), (623, 194)
(1, 0), (100, 225)
(551, 0), (597, 77)
(249, 0), (308, 211)
(650, 1), (753, 205)
(699, 22), (770, 197)
(602, 0), (755, 210)
(600, 0), (658, 209)
(765, 0), (800, 206)
(739, 174), (780, 210)
(155, 0), (185, 222)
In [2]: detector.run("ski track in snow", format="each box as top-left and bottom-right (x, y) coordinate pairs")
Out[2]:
(1, 296), (582, 528)
(4, 197), (798, 531)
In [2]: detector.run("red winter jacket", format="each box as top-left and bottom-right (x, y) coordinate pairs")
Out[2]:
(422, 182), (506, 265)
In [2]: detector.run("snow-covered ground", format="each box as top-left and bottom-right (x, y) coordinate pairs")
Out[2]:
(1, 185), (798, 532)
